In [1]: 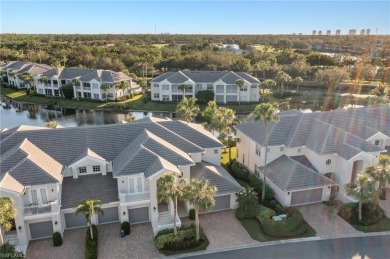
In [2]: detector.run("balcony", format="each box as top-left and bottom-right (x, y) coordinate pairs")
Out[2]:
(119, 192), (150, 204)
(23, 200), (59, 217)
(83, 87), (91, 91)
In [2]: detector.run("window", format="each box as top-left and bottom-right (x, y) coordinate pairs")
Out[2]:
(107, 93), (113, 98)
(102, 93), (106, 99)
(375, 140), (380, 146)
(61, 80), (66, 85)
(153, 93), (160, 99)
(326, 159), (331, 165)
(93, 94), (99, 99)
(93, 165), (100, 172)
(54, 90), (60, 97)
(162, 85), (170, 91)
(240, 86), (248, 91)
(251, 84), (258, 88)
(83, 82), (91, 88)
(162, 95), (169, 101)
(129, 176), (144, 193)
(187, 86), (193, 91)
(207, 84), (213, 90)
(153, 84), (159, 88)
(30, 188), (48, 205)
(226, 95), (237, 102)
(77, 92), (82, 97)
(79, 167), (87, 174)
(216, 85), (224, 93)
(226, 85), (237, 93)
(53, 80), (58, 85)
(214, 149), (218, 154)
(45, 89), (53, 96)
(84, 92), (91, 98)
(196, 84), (202, 90)
(255, 144), (261, 156)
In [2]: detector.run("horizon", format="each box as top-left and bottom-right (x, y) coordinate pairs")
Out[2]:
(1, 1), (389, 35)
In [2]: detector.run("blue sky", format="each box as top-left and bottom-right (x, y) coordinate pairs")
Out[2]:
(1, 1), (389, 34)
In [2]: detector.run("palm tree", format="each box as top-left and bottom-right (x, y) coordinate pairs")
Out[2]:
(260, 79), (277, 99)
(202, 101), (219, 134)
(292, 77), (303, 93)
(114, 81), (129, 99)
(156, 172), (187, 235)
(178, 84), (189, 100)
(236, 186), (257, 211)
(184, 179), (217, 241)
(72, 78), (80, 101)
(175, 97), (200, 123)
(373, 84), (389, 104)
(39, 76), (50, 85)
(10, 71), (18, 80)
(346, 172), (381, 221)
(368, 155), (390, 199)
(45, 121), (58, 128)
(235, 79), (245, 105)
(123, 113), (136, 122)
(100, 83), (110, 102)
(21, 72), (34, 90)
(254, 60), (269, 81)
(0, 198), (16, 245)
(250, 103), (279, 202)
(75, 199), (103, 240)
(275, 71), (292, 97)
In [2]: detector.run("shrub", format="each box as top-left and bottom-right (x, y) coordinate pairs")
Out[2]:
(195, 90), (214, 103)
(61, 84), (74, 99)
(121, 221), (131, 235)
(156, 225), (195, 238)
(25, 89), (30, 95)
(248, 174), (274, 201)
(0, 242), (24, 259)
(338, 203), (356, 220)
(189, 209), (195, 220)
(231, 161), (249, 182)
(155, 226), (207, 251)
(85, 225), (98, 259)
(235, 204), (263, 220)
(52, 232), (63, 246)
(340, 202), (385, 226)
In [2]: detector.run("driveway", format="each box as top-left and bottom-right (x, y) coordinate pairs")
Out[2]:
(181, 210), (258, 249)
(297, 203), (360, 237)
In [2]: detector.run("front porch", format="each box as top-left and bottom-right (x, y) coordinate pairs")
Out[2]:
(153, 201), (182, 235)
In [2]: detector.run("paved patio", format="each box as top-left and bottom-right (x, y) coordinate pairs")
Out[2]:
(181, 210), (258, 249)
(297, 203), (360, 237)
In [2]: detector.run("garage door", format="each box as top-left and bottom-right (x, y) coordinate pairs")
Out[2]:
(65, 213), (87, 229)
(29, 221), (53, 239)
(291, 188), (323, 206)
(212, 195), (231, 211)
(128, 207), (149, 224)
(98, 207), (119, 224)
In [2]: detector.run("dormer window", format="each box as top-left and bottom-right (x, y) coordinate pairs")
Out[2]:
(79, 167), (87, 174)
(93, 165), (100, 172)
(375, 140), (380, 146)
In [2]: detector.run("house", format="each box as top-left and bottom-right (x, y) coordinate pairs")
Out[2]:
(150, 71), (260, 103)
(0, 118), (241, 251)
(0, 61), (52, 89)
(235, 105), (389, 207)
(215, 44), (244, 56)
(36, 67), (141, 101)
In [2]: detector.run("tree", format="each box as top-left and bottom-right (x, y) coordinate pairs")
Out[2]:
(75, 199), (103, 240)
(100, 83), (111, 102)
(195, 90), (214, 104)
(236, 186), (257, 211)
(157, 172), (186, 235)
(0, 198), (16, 245)
(231, 57), (251, 72)
(124, 112), (136, 122)
(275, 71), (292, 96)
(175, 97), (200, 123)
(315, 67), (349, 91)
(45, 121), (58, 128)
(346, 172), (381, 221)
(0, 242), (24, 258)
(178, 84), (189, 100)
(254, 60), (269, 80)
(367, 155), (390, 199)
(235, 78), (245, 105)
(202, 101), (219, 132)
(292, 77), (303, 92)
(373, 84), (389, 103)
(9, 71), (18, 79)
(72, 78), (80, 101)
(21, 72), (34, 90)
(39, 75), (50, 85)
(260, 79), (277, 98)
(184, 179), (217, 241)
(249, 103), (279, 202)
(115, 81), (129, 99)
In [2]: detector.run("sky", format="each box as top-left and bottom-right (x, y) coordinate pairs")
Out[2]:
(1, 1), (389, 35)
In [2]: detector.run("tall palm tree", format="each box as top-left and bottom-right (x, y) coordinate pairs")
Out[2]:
(100, 83), (110, 102)
(275, 71), (292, 97)
(235, 79), (245, 105)
(260, 79), (277, 99)
(346, 172), (381, 221)
(114, 81), (129, 99)
(184, 179), (217, 241)
(75, 199), (103, 240)
(0, 198), (16, 245)
(21, 72), (34, 90)
(178, 84), (189, 100)
(202, 101), (219, 134)
(292, 77), (303, 93)
(175, 97), (200, 123)
(250, 103), (279, 202)
(156, 172), (187, 235)
(368, 155), (390, 199)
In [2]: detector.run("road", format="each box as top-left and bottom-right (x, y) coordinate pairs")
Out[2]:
(177, 235), (390, 259)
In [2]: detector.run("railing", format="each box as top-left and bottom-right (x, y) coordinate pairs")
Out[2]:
(119, 192), (150, 203)
(83, 87), (91, 91)
(23, 200), (59, 216)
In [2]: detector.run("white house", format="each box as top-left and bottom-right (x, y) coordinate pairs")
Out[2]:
(150, 71), (260, 103)
(235, 105), (389, 207)
(0, 118), (241, 252)
(35, 67), (141, 101)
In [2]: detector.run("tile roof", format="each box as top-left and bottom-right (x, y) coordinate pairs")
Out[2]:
(61, 173), (118, 209)
(262, 155), (336, 191)
(2, 61), (52, 76)
(190, 162), (242, 195)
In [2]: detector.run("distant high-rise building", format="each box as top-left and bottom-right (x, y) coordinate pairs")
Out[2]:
(326, 30), (331, 36)
(312, 30), (316, 35)
(318, 30), (322, 35)
(349, 29), (356, 35)
(360, 29), (366, 35)
(299, 33), (303, 36)
(366, 29), (371, 35)
(336, 29), (341, 36)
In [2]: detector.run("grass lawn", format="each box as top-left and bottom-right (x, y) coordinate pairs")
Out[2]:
(158, 238), (209, 256)
(240, 218), (316, 242)
(350, 217), (390, 233)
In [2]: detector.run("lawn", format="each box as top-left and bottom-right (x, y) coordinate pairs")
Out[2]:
(350, 217), (390, 233)
(240, 218), (316, 242)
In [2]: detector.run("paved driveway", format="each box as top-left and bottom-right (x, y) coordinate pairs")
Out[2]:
(181, 210), (258, 249)
(297, 203), (360, 237)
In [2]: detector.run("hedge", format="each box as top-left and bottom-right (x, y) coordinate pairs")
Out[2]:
(235, 204), (263, 220)
(231, 161), (249, 182)
(195, 90), (214, 103)
(248, 174), (274, 201)
(155, 225), (206, 250)
(121, 221), (131, 235)
(85, 225), (98, 259)
(156, 224), (195, 238)
(52, 232), (63, 246)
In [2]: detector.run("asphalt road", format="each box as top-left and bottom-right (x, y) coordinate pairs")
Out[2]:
(177, 235), (390, 259)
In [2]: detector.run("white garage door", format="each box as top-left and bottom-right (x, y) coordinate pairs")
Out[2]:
(29, 221), (53, 240)
(128, 207), (149, 224)
(291, 188), (323, 206)
(65, 213), (88, 229)
(98, 207), (119, 224)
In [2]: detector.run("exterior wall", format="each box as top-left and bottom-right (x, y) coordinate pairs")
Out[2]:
(202, 148), (221, 165)
(189, 152), (202, 163)
(229, 193), (238, 209)
(70, 157), (108, 179)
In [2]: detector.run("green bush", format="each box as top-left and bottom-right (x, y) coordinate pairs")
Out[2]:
(231, 161), (249, 182)
(0, 242), (24, 259)
(195, 90), (214, 103)
(121, 221), (131, 235)
(339, 202), (385, 226)
(339, 203), (356, 220)
(85, 225), (98, 259)
(155, 226), (207, 251)
(189, 209), (195, 220)
(52, 232), (63, 246)
(25, 89), (30, 95)
(248, 174), (274, 201)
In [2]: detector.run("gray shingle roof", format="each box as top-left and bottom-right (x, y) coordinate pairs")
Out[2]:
(2, 61), (52, 76)
(61, 173), (118, 209)
(263, 155), (335, 191)
(190, 162), (242, 195)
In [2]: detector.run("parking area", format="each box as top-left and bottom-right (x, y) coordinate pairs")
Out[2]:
(297, 203), (360, 237)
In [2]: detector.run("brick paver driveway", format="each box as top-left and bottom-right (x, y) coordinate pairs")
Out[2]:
(297, 203), (360, 237)
(181, 210), (257, 249)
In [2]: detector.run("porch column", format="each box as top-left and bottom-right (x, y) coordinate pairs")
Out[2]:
(149, 179), (159, 225)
